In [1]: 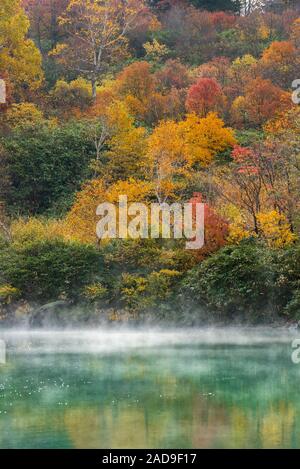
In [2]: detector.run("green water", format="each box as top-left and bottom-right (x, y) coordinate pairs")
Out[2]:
(0, 328), (300, 449)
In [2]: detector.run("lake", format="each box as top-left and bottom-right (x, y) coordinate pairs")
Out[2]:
(0, 327), (300, 449)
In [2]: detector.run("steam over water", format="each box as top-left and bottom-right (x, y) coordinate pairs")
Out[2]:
(1, 327), (300, 448)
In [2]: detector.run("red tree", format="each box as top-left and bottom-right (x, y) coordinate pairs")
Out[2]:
(185, 77), (224, 117)
(189, 192), (229, 260)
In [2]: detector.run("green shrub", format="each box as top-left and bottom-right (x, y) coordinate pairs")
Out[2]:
(1, 121), (94, 216)
(0, 239), (104, 303)
(181, 240), (276, 321)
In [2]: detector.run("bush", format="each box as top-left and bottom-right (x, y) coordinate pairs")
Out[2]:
(50, 78), (93, 115)
(273, 245), (300, 319)
(0, 239), (104, 303)
(181, 240), (276, 321)
(1, 121), (95, 215)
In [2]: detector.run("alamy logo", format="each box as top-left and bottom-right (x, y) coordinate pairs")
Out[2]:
(96, 196), (205, 250)
(0, 79), (6, 104)
(292, 79), (300, 105)
(0, 340), (6, 365)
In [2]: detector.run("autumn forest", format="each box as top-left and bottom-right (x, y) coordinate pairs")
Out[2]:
(1, 0), (300, 325)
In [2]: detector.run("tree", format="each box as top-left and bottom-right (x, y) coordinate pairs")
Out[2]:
(54, 0), (151, 99)
(0, 0), (43, 99)
(116, 61), (184, 125)
(0, 238), (104, 302)
(147, 119), (187, 202)
(258, 40), (299, 88)
(257, 210), (296, 248)
(181, 240), (276, 320)
(83, 99), (148, 177)
(189, 192), (229, 260)
(155, 59), (190, 92)
(147, 113), (236, 201)
(64, 178), (153, 243)
(23, 0), (69, 52)
(5, 102), (44, 128)
(242, 78), (291, 127)
(185, 78), (225, 117)
(49, 78), (93, 118)
(180, 113), (237, 166)
(190, 0), (241, 12)
(229, 54), (258, 97)
(215, 145), (263, 234)
(2, 121), (95, 215)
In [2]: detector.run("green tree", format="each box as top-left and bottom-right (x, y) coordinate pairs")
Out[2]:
(181, 240), (276, 321)
(0, 239), (104, 303)
(2, 121), (95, 215)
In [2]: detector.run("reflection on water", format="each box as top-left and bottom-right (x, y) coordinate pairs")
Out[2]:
(0, 328), (300, 448)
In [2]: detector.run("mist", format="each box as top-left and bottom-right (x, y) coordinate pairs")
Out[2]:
(0, 326), (297, 356)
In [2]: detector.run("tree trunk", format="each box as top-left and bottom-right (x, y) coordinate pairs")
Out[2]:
(92, 79), (97, 100)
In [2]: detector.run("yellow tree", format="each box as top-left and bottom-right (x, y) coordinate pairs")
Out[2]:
(63, 178), (153, 244)
(147, 120), (187, 203)
(64, 179), (107, 244)
(84, 99), (148, 181)
(257, 210), (297, 248)
(55, 0), (151, 99)
(147, 113), (236, 202)
(180, 113), (237, 167)
(0, 0), (43, 99)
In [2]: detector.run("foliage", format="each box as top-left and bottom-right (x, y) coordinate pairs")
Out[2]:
(257, 210), (297, 248)
(0, 0), (43, 99)
(1, 121), (95, 215)
(0, 239), (104, 303)
(1, 0), (300, 323)
(52, 0), (151, 98)
(0, 284), (20, 305)
(4, 103), (45, 128)
(49, 78), (93, 116)
(185, 77), (225, 117)
(181, 240), (276, 320)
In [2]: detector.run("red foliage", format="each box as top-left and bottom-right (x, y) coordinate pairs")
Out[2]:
(210, 12), (236, 30)
(185, 77), (224, 117)
(244, 78), (291, 126)
(155, 59), (190, 91)
(189, 192), (229, 260)
(231, 146), (259, 175)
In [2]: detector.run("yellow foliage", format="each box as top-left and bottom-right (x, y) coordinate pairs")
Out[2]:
(83, 283), (107, 301)
(105, 120), (148, 182)
(147, 113), (236, 201)
(50, 78), (92, 115)
(258, 24), (271, 40)
(64, 178), (153, 244)
(144, 39), (169, 62)
(148, 113), (236, 173)
(257, 210), (297, 248)
(220, 204), (251, 244)
(0, 285), (20, 305)
(64, 179), (107, 244)
(180, 113), (237, 166)
(0, 0), (43, 97)
(105, 179), (153, 204)
(5, 103), (44, 128)
(11, 218), (65, 248)
(231, 54), (257, 70)
(86, 99), (148, 181)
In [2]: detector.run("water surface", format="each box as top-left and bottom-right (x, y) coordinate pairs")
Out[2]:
(0, 327), (299, 448)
